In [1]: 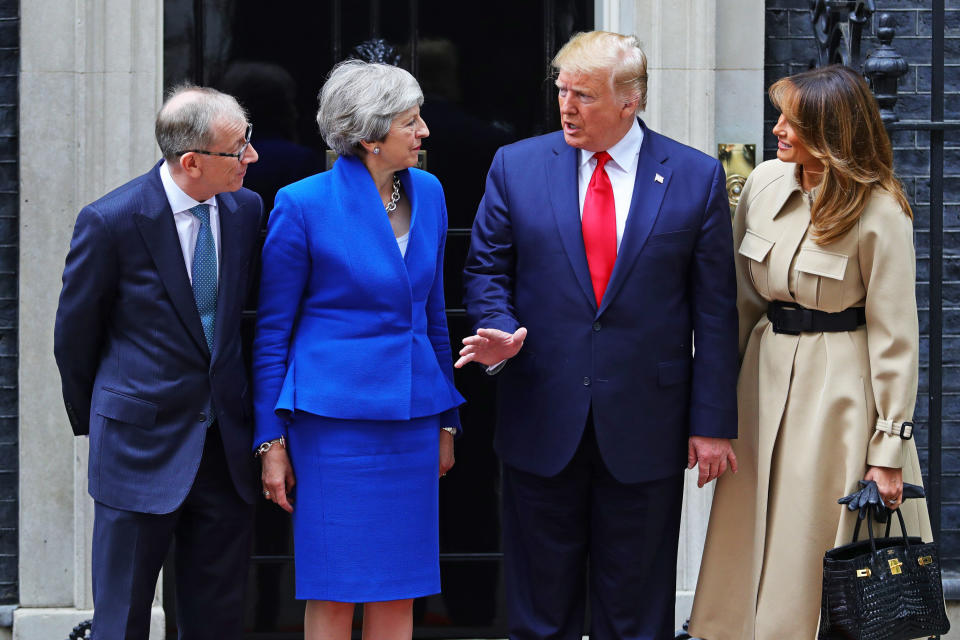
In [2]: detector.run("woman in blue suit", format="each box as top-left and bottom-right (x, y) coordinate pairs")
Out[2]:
(253, 60), (464, 640)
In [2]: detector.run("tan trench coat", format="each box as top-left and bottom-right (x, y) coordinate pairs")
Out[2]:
(688, 159), (932, 640)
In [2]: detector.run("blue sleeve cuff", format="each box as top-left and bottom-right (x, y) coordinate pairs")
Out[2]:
(438, 407), (462, 436)
(688, 405), (737, 440)
(253, 411), (290, 452)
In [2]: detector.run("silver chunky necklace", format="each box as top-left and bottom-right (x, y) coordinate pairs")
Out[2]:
(384, 174), (401, 215)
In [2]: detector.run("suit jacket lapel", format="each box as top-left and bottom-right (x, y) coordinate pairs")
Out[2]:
(134, 164), (211, 358)
(598, 124), (672, 316)
(211, 190), (243, 362)
(334, 156), (412, 291)
(548, 141), (596, 309)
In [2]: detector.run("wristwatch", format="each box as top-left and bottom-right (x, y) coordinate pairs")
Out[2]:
(442, 426), (457, 436)
(255, 435), (286, 457)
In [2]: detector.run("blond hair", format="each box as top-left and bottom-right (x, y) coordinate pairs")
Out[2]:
(552, 31), (647, 113)
(769, 65), (912, 246)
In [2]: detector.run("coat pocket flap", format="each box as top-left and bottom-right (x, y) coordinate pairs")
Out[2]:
(795, 248), (848, 280)
(96, 388), (159, 427)
(738, 229), (774, 262)
(658, 360), (692, 387)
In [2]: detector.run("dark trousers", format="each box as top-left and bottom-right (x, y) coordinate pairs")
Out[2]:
(502, 421), (685, 640)
(91, 425), (253, 640)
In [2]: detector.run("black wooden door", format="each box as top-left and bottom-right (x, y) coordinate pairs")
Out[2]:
(163, 2), (594, 637)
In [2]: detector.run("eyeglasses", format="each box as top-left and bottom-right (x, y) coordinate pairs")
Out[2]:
(181, 123), (253, 161)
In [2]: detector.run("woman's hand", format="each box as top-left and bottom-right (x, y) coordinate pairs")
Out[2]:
(864, 465), (903, 510)
(439, 429), (455, 477)
(261, 445), (296, 513)
(455, 327), (527, 368)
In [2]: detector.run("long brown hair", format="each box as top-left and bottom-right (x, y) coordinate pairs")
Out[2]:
(768, 64), (911, 245)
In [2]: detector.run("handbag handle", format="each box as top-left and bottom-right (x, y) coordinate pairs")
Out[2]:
(853, 507), (903, 542)
(851, 507), (910, 556)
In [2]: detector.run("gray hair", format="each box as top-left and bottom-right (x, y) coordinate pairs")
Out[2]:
(316, 60), (424, 157)
(155, 84), (249, 162)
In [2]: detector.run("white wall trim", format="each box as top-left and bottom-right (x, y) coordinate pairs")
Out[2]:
(18, 0), (164, 636)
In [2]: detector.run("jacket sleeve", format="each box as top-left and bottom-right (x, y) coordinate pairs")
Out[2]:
(859, 202), (919, 469)
(463, 147), (521, 335)
(732, 172), (768, 358)
(426, 189), (462, 433)
(687, 161), (740, 439)
(53, 205), (119, 436)
(251, 189), (310, 450)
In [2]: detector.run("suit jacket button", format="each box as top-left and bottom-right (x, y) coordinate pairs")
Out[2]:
(198, 412), (207, 423)
(583, 377), (591, 386)
(592, 321), (601, 332)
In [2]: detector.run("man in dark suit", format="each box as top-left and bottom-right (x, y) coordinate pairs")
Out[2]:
(457, 31), (739, 639)
(54, 86), (263, 639)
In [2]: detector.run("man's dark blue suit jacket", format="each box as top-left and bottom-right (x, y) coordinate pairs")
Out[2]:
(54, 162), (263, 513)
(464, 121), (739, 483)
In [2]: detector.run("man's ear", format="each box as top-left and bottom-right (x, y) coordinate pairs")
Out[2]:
(179, 152), (203, 178)
(620, 96), (640, 120)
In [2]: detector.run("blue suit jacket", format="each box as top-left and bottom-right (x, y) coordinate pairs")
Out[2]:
(252, 155), (464, 447)
(463, 121), (738, 483)
(54, 162), (264, 513)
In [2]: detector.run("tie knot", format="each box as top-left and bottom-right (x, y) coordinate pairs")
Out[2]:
(190, 204), (211, 226)
(593, 151), (611, 169)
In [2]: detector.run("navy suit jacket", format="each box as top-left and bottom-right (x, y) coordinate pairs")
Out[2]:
(463, 121), (738, 483)
(252, 155), (464, 447)
(54, 162), (263, 513)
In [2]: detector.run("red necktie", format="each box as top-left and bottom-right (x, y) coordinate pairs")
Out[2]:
(582, 151), (617, 305)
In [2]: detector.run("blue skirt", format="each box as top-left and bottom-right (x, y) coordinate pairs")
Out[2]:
(286, 412), (441, 602)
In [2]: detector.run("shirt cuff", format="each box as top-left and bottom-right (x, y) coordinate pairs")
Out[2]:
(486, 359), (508, 375)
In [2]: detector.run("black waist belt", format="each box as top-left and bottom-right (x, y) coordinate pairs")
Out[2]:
(767, 301), (865, 335)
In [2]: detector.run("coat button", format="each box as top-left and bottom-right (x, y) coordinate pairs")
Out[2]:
(198, 412), (207, 423)
(593, 321), (602, 332)
(583, 377), (591, 386)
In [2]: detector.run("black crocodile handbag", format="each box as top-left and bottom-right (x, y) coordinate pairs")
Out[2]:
(818, 507), (950, 640)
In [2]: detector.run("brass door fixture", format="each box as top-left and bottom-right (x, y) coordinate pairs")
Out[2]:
(718, 143), (756, 216)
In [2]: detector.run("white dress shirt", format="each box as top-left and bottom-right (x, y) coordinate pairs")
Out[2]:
(577, 118), (644, 249)
(159, 160), (221, 285)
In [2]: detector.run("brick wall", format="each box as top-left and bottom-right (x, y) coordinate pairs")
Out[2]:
(766, 0), (960, 573)
(0, 0), (16, 605)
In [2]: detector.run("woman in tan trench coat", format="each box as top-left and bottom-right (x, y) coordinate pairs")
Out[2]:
(688, 65), (932, 640)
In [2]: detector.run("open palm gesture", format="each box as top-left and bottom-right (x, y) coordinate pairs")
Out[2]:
(454, 327), (527, 368)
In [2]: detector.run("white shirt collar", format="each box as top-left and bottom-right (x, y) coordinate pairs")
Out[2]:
(578, 118), (644, 171)
(159, 160), (218, 214)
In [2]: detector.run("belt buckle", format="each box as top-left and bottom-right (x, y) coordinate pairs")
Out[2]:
(772, 303), (802, 335)
(899, 421), (914, 441)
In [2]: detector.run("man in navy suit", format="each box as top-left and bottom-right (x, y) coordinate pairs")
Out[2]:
(54, 86), (263, 639)
(458, 31), (739, 639)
